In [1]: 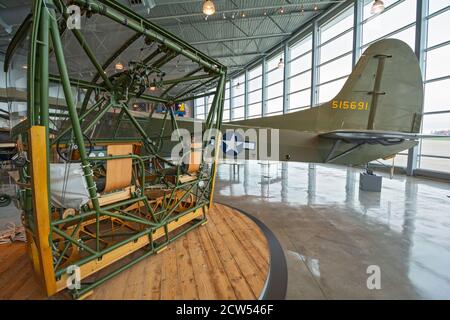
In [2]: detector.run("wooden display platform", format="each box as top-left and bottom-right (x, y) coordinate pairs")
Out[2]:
(0, 204), (271, 300)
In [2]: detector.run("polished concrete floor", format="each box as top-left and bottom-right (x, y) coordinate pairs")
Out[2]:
(214, 161), (450, 300)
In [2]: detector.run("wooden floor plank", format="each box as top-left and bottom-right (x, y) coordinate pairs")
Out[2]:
(208, 208), (267, 298)
(197, 225), (236, 299)
(204, 211), (256, 299)
(221, 206), (270, 272)
(0, 204), (270, 300)
(175, 236), (199, 300)
(185, 229), (219, 299)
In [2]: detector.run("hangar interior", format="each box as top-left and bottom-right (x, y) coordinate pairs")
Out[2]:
(0, 0), (449, 300)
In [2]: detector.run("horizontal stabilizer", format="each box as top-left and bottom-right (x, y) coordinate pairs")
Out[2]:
(320, 129), (448, 146)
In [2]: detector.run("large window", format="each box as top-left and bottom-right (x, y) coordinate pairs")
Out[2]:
(223, 81), (230, 122)
(216, 0), (449, 175)
(317, 5), (354, 104)
(194, 94), (205, 120)
(361, 0), (417, 169)
(231, 74), (245, 120)
(247, 64), (262, 118)
(265, 52), (284, 115)
(361, 0), (416, 50)
(419, 2), (450, 172)
(288, 34), (312, 111)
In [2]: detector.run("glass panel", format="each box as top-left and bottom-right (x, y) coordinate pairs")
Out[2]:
(267, 52), (283, 70)
(421, 139), (450, 157)
(223, 110), (230, 121)
(267, 82), (283, 100)
(421, 113), (450, 133)
(318, 78), (347, 104)
(318, 53), (352, 84)
(9, 102), (27, 128)
(426, 45), (450, 80)
(320, 6), (354, 43)
(362, 0), (416, 45)
(427, 9), (450, 47)
(363, 0), (405, 21)
(267, 68), (283, 85)
(419, 156), (450, 172)
(233, 107), (245, 119)
(319, 31), (353, 64)
(267, 97), (283, 114)
(373, 154), (408, 168)
(289, 71), (311, 93)
(248, 90), (262, 104)
(386, 25), (416, 50)
(232, 74), (245, 96)
(232, 94), (245, 108)
(290, 34), (312, 59)
(248, 103), (262, 117)
(289, 90), (311, 110)
(248, 76), (262, 92)
(289, 53), (312, 75)
(424, 79), (450, 113)
(428, 0), (450, 15)
(249, 64), (262, 79)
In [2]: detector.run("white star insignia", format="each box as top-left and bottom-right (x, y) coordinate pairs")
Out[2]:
(224, 134), (243, 153)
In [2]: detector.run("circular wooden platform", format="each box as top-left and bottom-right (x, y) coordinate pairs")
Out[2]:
(0, 203), (278, 300)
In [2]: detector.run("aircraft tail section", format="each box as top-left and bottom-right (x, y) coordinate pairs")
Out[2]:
(232, 39), (423, 135)
(317, 38), (423, 133)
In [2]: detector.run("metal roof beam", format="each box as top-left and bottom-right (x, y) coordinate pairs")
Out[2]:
(190, 33), (290, 45)
(148, 1), (341, 21)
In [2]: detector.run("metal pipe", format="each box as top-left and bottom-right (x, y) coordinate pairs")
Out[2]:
(52, 196), (148, 226)
(27, 0), (42, 125)
(80, 32), (142, 113)
(121, 104), (157, 154)
(48, 2), (103, 251)
(52, 97), (106, 144)
(72, 0), (224, 74)
(57, 1), (114, 90)
(81, 102), (113, 134)
(162, 67), (203, 97)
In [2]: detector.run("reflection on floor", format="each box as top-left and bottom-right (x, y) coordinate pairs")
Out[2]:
(215, 161), (450, 299)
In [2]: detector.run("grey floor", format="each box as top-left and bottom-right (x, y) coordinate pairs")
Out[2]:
(0, 171), (20, 229)
(1, 162), (449, 299)
(214, 161), (450, 300)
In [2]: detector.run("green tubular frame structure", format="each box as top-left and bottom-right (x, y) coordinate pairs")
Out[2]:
(5, 0), (227, 298)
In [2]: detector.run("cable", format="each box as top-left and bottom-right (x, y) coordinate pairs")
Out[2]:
(0, 222), (26, 245)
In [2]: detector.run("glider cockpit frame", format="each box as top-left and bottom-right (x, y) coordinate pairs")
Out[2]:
(4, 0), (226, 298)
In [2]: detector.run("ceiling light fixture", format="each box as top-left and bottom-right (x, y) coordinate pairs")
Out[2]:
(314, 3), (318, 11)
(21, 64), (28, 70)
(115, 61), (124, 71)
(371, 0), (385, 14)
(280, 7), (284, 14)
(150, 82), (157, 91)
(202, 0), (216, 16)
(278, 57), (284, 69)
(242, 12), (246, 18)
